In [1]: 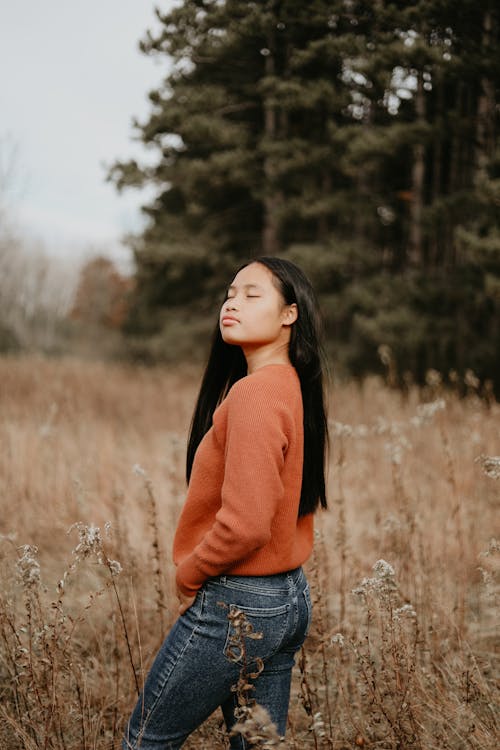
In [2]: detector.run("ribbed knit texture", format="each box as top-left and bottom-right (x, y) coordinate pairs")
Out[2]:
(173, 363), (314, 597)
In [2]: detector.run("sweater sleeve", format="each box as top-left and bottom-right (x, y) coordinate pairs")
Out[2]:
(175, 376), (291, 596)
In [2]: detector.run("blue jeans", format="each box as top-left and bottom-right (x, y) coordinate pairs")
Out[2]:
(122, 567), (312, 749)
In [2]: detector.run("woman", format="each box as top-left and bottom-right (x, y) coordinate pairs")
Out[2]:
(123, 256), (328, 749)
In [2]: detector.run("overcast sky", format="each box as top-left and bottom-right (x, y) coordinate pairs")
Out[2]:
(0, 1), (173, 270)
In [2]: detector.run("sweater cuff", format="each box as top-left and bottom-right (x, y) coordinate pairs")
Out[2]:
(175, 555), (206, 597)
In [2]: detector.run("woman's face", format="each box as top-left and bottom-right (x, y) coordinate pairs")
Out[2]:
(220, 262), (297, 349)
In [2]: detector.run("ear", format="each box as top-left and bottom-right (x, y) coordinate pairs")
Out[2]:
(282, 303), (298, 326)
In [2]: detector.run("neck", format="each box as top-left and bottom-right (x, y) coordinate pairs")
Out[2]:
(243, 342), (291, 374)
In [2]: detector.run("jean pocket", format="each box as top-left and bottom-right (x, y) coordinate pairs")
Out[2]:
(181, 587), (205, 622)
(223, 602), (290, 666)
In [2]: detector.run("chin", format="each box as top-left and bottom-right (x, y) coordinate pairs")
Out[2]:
(221, 331), (242, 346)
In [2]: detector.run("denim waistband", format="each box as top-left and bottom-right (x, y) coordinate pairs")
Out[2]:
(209, 566), (305, 590)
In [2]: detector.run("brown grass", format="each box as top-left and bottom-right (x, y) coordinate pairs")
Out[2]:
(0, 354), (498, 749)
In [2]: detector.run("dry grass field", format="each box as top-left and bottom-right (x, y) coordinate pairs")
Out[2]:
(0, 355), (498, 749)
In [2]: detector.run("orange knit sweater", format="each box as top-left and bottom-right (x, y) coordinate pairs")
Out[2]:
(173, 363), (314, 597)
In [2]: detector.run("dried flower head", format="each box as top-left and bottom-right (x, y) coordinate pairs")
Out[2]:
(378, 344), (393, 366)
(475, 455), (500, 480)
(478, 539), (499, 602)
(231, 703), (283, 747)
(479, 538), (500, 558)
(16, 545), (41, 590)
(393, 604), (417, 621)
(464, 369), (480, 389)
(373, 559), (396, 578)
(382, 514), (404, 533)
(425, 369), (442, 387)
(330, 421), (353, 438)
(70, 522), (104, 564)
(353, 424), (369, 438)
(410, 398), (446, 428)
(353, 559), (397, 596)
(107, 559), (123, 577)
(384, 434), (411, 465)
(374, 416), (391, 435)
(132, 463), (147, 478)
(66, 522), (122, 579)
(311, 711), (326, 737)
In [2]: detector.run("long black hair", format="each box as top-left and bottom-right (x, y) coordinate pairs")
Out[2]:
(186, 256), (328, 516)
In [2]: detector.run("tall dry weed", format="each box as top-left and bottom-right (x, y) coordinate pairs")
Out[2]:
(0, 355), (498, 749)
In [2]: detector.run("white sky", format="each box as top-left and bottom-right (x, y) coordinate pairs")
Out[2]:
(0, 1), (173, 271)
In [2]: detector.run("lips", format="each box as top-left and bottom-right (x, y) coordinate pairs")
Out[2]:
(221, 315), (239, 326)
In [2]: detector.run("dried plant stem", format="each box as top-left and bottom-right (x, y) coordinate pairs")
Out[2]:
(331, 655), (366, 746)
(439, 419), (467, 638)
(0, 608), (35, 735)
(310, 543), (334, 746)
(112, 610), (121, 740)
(335, 436), (348, 629)
(287, 710), (297, 750)
(107, 564), (140, 697)
(144, 475), (166, 636)
(0, 705), (40, 750)
(74, 679), (87, 750)
(298, 647), (320, 750)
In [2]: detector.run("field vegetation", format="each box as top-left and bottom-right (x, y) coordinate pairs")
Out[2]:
(0, 355), (498, 749)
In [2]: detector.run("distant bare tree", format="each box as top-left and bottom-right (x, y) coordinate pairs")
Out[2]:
(0, 230), (79, 351)
(0, 135), (79, 352)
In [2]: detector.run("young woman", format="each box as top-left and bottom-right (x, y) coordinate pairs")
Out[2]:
(123, 256), (328, 749)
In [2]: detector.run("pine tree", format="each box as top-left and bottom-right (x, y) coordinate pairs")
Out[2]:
(109, 1), (500, 389)
(109, 0), (354, 349)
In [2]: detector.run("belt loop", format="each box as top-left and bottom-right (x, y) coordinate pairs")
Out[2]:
(291, 566), (302, 588)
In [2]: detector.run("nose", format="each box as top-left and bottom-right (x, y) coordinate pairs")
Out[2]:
(225, 298), (238, 311)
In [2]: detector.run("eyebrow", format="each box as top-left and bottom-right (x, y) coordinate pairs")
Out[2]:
(227, 283), (263, 291)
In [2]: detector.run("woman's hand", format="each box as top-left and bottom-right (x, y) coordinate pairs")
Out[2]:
(177, 586), (196, 616)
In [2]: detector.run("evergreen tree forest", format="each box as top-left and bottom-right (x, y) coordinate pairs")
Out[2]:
(109, 0), (500, 390)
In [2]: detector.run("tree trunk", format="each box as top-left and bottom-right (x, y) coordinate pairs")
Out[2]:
(448, 82), (463, 195)
(262, 32), (283, 255)
(447, 81), (465, 266)
(430, 72), (443, 267)
(317, 172), (331, 241)
(475, 10), (496, 183)
(408, 73), (426, 267)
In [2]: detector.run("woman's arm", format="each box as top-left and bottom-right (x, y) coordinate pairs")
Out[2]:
(175, 377), (293, 597)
